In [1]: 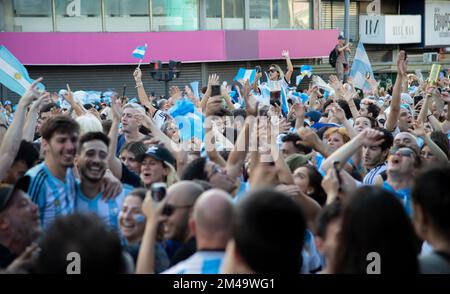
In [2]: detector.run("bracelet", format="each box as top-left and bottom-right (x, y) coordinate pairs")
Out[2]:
(135, 82), (143, 88)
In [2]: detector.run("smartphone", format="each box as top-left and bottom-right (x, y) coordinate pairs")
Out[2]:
(211, 85), (221, 96)
(151, 182), (167, 202)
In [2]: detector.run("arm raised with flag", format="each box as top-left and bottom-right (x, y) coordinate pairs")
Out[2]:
(0, 78), (43, 181)
(133, 67), (157, 117)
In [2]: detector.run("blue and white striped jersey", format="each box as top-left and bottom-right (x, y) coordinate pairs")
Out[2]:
(26, 162), (76, 229)
(162, 251), (224, 274)
(74, 183), (132, 231)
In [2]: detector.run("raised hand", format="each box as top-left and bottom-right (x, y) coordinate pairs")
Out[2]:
(110, 93), (123, 121)
(281, 50), (290, 59)
(358, 128), (385, 147)
(328, 75), (343, 93)
(208, 74), (220, 87)
(20, 77), (44, 107)
(133, 67), (142, 82)
(62, 84), (75, 104)
(243, 80), (258, 116)
(296, 127), (321, 149)
(396, 50), (408, 76)
(331, 105), (346, 123)
(169, 86), (182, 100)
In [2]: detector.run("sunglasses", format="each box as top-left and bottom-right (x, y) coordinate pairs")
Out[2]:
(389, 148), (415, 158)
(269, 68), (278, 73)
(162, 203), (193, 217)
(378, 118), (386, 125)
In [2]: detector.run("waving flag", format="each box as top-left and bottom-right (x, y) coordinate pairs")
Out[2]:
(0, 46), (45, 96)
(169, 98), (204, 142)
(350, 42), (374, 90)
(132, 44), (148, 60)
(300, 65), (313, 78)
(190, 81), (200, 99)
(234, 68), (256, 84)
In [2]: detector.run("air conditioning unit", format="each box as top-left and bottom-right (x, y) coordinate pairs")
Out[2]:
(423, 52), (438, 64)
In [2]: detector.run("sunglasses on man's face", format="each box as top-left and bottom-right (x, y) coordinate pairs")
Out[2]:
(389, 148), (415, 158)
(162, 203), (193, 217)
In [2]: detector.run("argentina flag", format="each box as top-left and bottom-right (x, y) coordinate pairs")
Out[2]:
(350, 42), (374, 90)
(132, 44), (148, 59)
(300, 65), (313, 78)
(0, 46), (45, 96)
(234, 68), (256, 84)
(169, 98), (204, 142)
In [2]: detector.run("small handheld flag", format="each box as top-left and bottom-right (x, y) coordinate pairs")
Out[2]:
(234, 68), (257, 84)
(0, 46), (45, 96)
(132, 44), (148, 68)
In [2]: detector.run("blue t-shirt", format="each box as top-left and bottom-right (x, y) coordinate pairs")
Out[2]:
(383, 181), (412, 217)
(163, 251), (225, 274)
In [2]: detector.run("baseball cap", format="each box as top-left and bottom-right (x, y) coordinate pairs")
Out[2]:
(0, 176), (30, 212)
(136, 145), (176, 166)
(305, 111), (321, 123)
(285, 153), (313, 173)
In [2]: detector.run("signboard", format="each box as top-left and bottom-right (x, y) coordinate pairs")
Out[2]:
(425, 1), (450, 46)
(360, 15), (421, 44)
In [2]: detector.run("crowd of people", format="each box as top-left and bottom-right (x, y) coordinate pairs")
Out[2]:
(0, 49), (449, 274)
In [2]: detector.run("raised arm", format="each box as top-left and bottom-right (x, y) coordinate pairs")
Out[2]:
(321, 128), (384, 171)
(107, 95), (124, 180)
(297, 127), (333, 158)
(0, 78), (43, 181)
(22, 93), (51, 142)
(62, 84), (86, 117)
(201, 74), (219, 112)
(386, 50), (407, 132)
(134, 67), (157, 117)
(282, 50), (294, 83)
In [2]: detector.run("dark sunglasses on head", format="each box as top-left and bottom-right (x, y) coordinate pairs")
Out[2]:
(269, 68), (278, 73)
(162, 203), (193, 216)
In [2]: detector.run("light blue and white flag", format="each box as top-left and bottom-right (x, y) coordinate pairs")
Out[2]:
(132, 44), (148, 60)
(300, 65), (313, 78)
(0, 46), (45, 96)
(234, 68), (256, 84)
(190, 81), (199, 99)
(350, 42), (374, 90)
(169, 98), (204, 142)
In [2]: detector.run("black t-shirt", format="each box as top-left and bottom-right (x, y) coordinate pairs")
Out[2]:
(170, 237), (197, 267)
(120, 163), (142, 188)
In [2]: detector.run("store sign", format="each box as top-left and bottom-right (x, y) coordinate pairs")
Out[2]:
(360, 15), (421, 44)
(425, 1), (450, 46)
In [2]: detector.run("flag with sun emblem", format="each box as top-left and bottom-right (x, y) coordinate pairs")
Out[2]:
(0, 46), (45, 96)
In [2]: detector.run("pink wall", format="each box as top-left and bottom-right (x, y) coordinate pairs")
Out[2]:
(0, 30), (339, 65)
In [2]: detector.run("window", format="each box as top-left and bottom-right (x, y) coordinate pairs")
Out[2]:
(206, 0), (222, 30)
(152, 0), (198, 31)
(249, 0), (270, 30)
(292, 0), (310, 29)
(12, 0), (53, 31)
(55, 0), (102, 32)
(272, 0), (292, 29)
(104, 0), (149, 31)
(321, 1), (359, 40)
(224, 0), (244, 30)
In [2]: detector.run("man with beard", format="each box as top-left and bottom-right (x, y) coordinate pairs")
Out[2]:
(26, 116), (122, 229)
(75, 132), (131, 231)
(0, 176), (42, 269)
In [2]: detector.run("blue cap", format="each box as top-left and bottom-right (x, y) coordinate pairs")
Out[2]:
(305, 111), (321, 123)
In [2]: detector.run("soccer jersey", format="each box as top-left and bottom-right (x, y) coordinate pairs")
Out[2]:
(162, 251), (224, 274)
(74, 183), (132, 231)
(26, 162), (76, 229)
(363, 163), (387, 185)
(383, 181), (412, 216)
